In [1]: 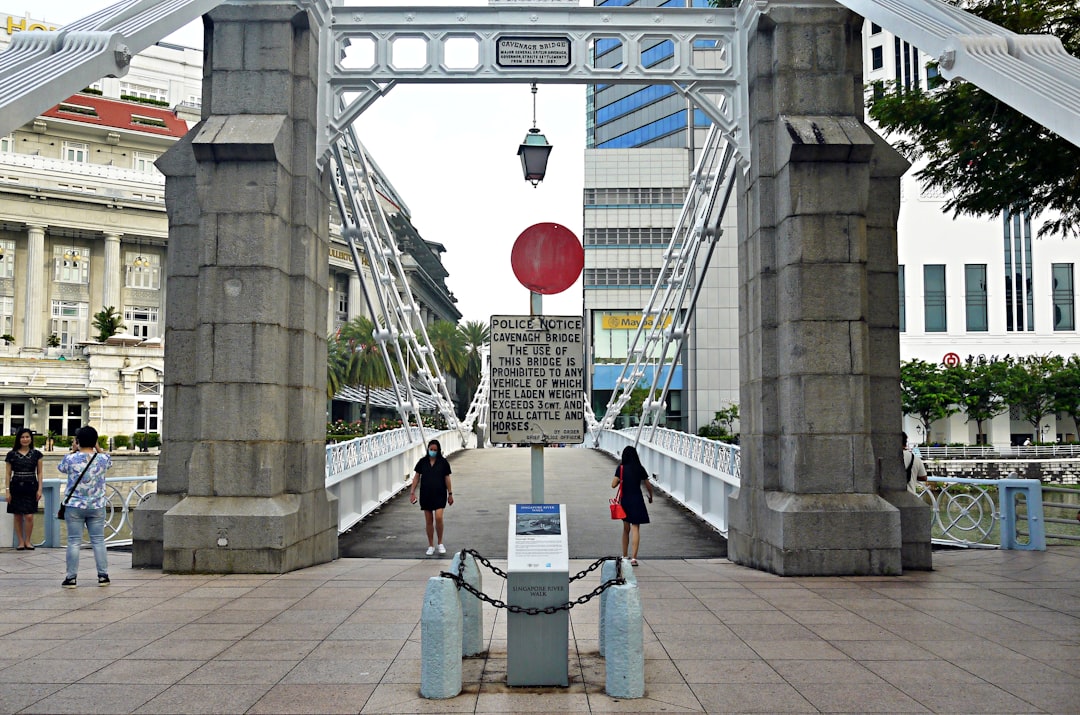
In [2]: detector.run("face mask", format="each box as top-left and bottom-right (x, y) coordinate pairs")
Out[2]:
(428, 449), (438, 458)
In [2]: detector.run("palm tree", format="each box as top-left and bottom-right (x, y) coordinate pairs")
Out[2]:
(459, 320), (490, 406)
(92, 306), (125, 342)
(335, 316), (392, 433)
(426, 320), (468, 379)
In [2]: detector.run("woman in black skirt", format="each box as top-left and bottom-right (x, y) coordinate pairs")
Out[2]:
(5, 428), (44, 550)
(611, 445), (653, 566)
(407, 439), (454, 556)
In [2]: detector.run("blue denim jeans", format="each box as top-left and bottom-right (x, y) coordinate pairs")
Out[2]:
(64, 506), (108, 580)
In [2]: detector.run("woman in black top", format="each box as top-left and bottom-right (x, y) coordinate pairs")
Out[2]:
(408, 439), (454, 556)
(5, 428), (44, 550)
(611, 445), (653, 566)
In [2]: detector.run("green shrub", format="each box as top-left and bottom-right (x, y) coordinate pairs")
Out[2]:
(132, 432), (161, 448)
(113, 435), (130, 449)
(98, 435), (109, 450)
(0, 435), (13, 448)
(54, 435), (73, 448)
(33, 434), (46, 448)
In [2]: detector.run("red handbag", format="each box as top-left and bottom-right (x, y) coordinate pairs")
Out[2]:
(609, 466), (627, 520)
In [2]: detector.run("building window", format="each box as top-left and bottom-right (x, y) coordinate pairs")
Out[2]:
(0, 135), (12, 152)
(136, 397), (160, 433)
(132, 151), (159, 174)
(1053, 263), (1075, 331)
(584, 187), (685, 206)
(584, 267), (665, 288)
(870, 45), (883, 70)
(964, 264), (988, 332)
(0, 295), (12, 336)
(48, 402), (83, 437)
(120, 81), (168, 103)
(335, 273), (349, 326)
(62, 141), (89, 163)
(870, 22), (882, 34)
(0, 402), (27, 435)
(125, 251), (160, 289)
(50, 300), (88, 347)
(923, 264), (947, 332)
(584, 227), (672, 246)
(124, 305), (159, 339)
(0, 239), (13, 278)
(1004, 209), (1034, 332)
(898, 265), (906, 332)
(53, 246), (89, 284)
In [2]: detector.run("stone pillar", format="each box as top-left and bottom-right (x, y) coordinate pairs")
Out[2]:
(348, 273), (363, 321)
(132, 2), (338, 573)
(22, 224), (46, 351)
(727, 1), (905, 576)
(102, 233), (122, 310)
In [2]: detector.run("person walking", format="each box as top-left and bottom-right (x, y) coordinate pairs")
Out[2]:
(903, 431), (928, 493)
(5, 428), (44, 550)
(57, 426), (112, 588)
(612, 445), (653, 566)
(408, 439), (454, 556)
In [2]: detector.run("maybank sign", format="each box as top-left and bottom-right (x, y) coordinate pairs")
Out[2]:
(600, 314), (672, 330)
(4, 15), (58, 35)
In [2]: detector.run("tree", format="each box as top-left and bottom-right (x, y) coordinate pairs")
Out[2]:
(950, 355), (1009, 444)
(334, 316), (392, 434)
(459, 320), (490, 408)
(900, 359), (960, 440)
(867, 0), (1080, 238)
(1052, 354), (1080, 440)
(1001, 354), (1061, 441)
(426, 320), (467, 380)
(92, 306), (125, 342)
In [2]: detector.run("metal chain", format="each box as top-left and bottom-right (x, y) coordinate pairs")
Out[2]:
(440, 550), (627, 615)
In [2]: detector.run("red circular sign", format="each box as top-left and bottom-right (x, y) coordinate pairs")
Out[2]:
(942, 352), (961, 367)
(510, 223), (583, 295)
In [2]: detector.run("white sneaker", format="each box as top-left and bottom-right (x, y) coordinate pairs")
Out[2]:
(437, 544), (446, 554)
(425, 546), (435, 556)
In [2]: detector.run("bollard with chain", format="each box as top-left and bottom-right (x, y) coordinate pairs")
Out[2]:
(420, 575), (462, 699)
(451, 550), (484, 656)
(599, 557), (634, 657)
(604, 581), (644, 699)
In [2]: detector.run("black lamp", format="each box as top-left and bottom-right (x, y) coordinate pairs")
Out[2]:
(517, 84), (552, 187)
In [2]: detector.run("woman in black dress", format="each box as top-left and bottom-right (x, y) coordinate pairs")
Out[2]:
(612, 445), (653, 566)
(408, 439), (454, 556)
(5, 428), (44, 550)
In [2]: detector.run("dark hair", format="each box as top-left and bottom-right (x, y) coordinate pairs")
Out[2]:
(75, 426), (98, 449)
(14, 427), (33, 446)
(427, 439), (442, 455)
(621, 445), (643, 471)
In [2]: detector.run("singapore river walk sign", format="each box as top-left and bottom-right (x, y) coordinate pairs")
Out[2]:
(489, 315), (584, 445)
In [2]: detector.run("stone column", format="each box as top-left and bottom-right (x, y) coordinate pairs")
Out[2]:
(103, 233), (122, 309)
(727, 1), (907, 575)
(133, 2), (338, 572)
(22, 224), (46, 351)
(348, 273), (363, 321)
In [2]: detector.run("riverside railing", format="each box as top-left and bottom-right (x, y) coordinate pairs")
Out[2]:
(21, 475), (158, 549)
(594, 427), (739, 535)
(920, 444), (1080, 460)
(914, 477), (1047, 549)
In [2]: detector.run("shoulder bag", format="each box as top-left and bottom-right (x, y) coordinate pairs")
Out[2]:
(609, 465), (627, 520)
(57, 453), (97, 520)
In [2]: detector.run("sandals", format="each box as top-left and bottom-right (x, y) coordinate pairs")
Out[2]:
(630, 558), (639, 567)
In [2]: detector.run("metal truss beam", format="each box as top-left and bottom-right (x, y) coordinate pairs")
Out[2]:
(832, 0), (1080, 147)
(318, 4), (745, 167)
(0, 0), (226, 137)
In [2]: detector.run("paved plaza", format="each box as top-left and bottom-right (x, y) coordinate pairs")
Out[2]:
(2, 445), (1078, 714)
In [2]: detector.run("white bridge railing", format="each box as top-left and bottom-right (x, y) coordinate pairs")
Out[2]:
(594, 427), (740, 536)
(325, 427), (474, 534)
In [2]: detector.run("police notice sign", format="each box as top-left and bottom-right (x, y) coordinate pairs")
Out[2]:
(489, 315), (584, 445)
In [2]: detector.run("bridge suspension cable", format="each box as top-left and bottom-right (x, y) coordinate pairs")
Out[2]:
(329, 124), (465, 444)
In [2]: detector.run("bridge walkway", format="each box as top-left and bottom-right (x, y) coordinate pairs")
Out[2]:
(337, 446), (728, 560)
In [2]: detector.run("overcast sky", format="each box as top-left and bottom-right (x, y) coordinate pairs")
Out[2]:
(9, 0), (588, 325)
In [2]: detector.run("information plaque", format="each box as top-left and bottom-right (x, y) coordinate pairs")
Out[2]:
(495, 36), (572, 67)
(489, 314), (584, 445)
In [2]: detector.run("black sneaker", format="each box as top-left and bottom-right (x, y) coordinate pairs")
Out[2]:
(62, 577), (77, 589)
(98, 575), (110, 587)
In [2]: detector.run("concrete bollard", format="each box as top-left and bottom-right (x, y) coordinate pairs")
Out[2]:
(420, 576), (463, 699)
(599, 557), (636, 657)
(451, 550), (484, 656)
(603, 582), (644, 699)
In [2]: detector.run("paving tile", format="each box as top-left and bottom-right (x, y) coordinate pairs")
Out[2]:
(675, 658), (784, 684)
(745, 639), (848, 660)
(896, 680), (1048, 714)
(861, 659), (988, 684)
(81, 658), (205, 685)
(18, 683), (166, 714)
(797, 682), (930, 712)
(281, 657), (392, 684)
(180, 658), (299, 685)
(360, 682), (479, 713)
(475, 684), (590, 712)
(134, 684), (272, 714)
(688, 681), (815, 713)
(0, 683), (65, 714)
(128, 637), (234, 661)
(217, 639), (321, 661)
(0, 658), (106, 683)
(248, 683), (376, 714)
(995, 681), (1080, 713)
(768, 658), (886, 684)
